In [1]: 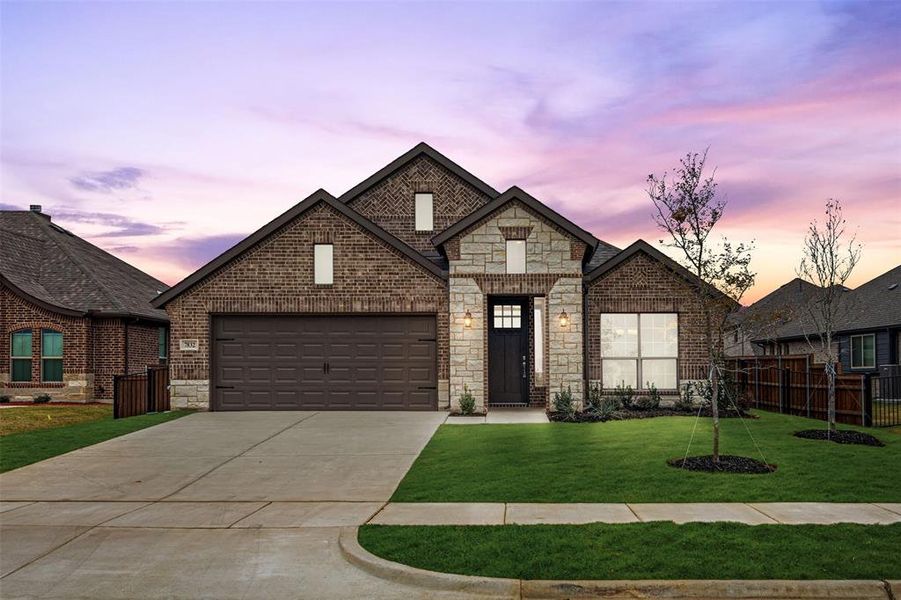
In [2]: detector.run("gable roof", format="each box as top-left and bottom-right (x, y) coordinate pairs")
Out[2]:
(0, 210), (168, 322)
(584, 239), (738, 306)
(732, 278), (825, 340)
(838, 265), (901, 332)
(338, 142), (500, 203)
(152, 189), (446, 308)
(431, 186), (600, 257)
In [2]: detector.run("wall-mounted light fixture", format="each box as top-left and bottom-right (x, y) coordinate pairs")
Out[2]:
(558, 310), (569, 327)
(463, 310), (473, 328)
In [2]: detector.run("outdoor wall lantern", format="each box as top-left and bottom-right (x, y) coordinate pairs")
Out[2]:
(464, 311), (473, 328)
(559, 310), (569, 327)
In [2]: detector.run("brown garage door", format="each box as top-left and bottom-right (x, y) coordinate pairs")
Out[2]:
(211, 315), (437, 411)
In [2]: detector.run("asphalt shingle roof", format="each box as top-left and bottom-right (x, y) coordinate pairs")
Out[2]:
(0, 210), (168, 321)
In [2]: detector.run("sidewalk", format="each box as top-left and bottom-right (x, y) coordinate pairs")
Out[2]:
(369, 502), (901, 526)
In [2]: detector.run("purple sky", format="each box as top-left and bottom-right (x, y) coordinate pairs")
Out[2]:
(2, 1), (899, 302)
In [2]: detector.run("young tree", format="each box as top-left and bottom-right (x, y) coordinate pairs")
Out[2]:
(797, 199), (861, 436)
(648, 150), (755, 463)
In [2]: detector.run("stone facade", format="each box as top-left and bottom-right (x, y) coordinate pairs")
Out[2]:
(447, 201), (587, 410)
(348, 155), (491, 254)
(0, 286), (163, 401)
(164, 202), (449, 409)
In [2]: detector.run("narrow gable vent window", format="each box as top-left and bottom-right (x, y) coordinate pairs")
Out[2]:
(415, 192), (433, 231)
(506, 240), (526, 274)
(314, 244), (333, 285)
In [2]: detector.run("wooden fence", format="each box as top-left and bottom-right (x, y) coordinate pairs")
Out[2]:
(725, 355), (870, 426)
(113, 365), (170, 419)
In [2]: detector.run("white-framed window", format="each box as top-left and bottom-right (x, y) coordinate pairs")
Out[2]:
(314, 244), (333, 285)
(534, 297), (546, 386)
(415, 192), (433, 231)
(850, 334), (876, 369)
(11, 329), (32, 382)
(506, 239), (526, 274)
(41, 329), (63, 382)
(601, 313), (678, 389)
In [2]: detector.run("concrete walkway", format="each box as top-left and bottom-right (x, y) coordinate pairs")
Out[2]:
(370, 502), (901, 525)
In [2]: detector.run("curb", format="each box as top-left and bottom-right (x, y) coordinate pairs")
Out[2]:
(337, 526), (520, 597)
(342, 527), (894, 599)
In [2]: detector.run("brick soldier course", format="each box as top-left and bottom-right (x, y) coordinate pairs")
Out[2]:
(154, 143), (732, 411)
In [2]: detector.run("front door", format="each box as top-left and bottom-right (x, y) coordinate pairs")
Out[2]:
(488, 296), (529, 405)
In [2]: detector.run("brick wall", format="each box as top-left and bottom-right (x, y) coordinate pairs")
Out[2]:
(91, 318), (124, 399)
(165, 202), (449, 409)
(447, 202), (587, 409)
(586, 251), (726, 389)
(348, 155), (491, 253)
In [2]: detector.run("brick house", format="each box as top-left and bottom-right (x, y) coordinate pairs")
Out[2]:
(1, 207), (169, 401)
(154, 144), (728, 411)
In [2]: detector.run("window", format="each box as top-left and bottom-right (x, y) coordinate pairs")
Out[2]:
(534, 298), (545, 386)
(493, 304), (521, 329)
(415, 192), (433, 231)
(601, 313), (678, 389)
(41, 330), (63, 382)
(158, 327), (168, 360)
(506, 239), (526, 274)
(850, 334), (876, 369)
(11, 330), (32, 382)
(314, 244), (333, 285)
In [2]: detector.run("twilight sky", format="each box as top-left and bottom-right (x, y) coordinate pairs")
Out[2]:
(1, 1), (899, 303)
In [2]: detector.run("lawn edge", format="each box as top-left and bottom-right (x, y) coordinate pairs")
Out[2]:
(348, 526), (893, 598)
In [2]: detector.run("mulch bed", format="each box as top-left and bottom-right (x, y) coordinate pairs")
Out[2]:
(547, 407), (754, 423)
(794, 429), (885, 447)
(667, 454), (776, 474)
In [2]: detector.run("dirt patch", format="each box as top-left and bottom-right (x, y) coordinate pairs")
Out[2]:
(667, 454), (776, 474)
(794, 429), (885, 447)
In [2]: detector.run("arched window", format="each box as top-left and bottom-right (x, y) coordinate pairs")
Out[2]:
(10, 330), (32, 382)
(41, 329), (63, 382)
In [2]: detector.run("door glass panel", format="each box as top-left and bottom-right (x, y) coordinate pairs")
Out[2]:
(493, 305), (522, 329)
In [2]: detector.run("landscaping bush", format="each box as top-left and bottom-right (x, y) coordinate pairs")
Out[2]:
(634, 384), (661, 410)
(613, 383), (634, 410)
(553, 385), (576, 420)
(584, 382), (603, 413)
(458, 385), (476, 415)
(0, 395), (11, 404)
(695, 371), (743, 413)
(33, 394), (52, 404)
(674, 383), (695, 412)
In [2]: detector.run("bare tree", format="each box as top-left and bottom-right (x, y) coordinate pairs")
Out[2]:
(648, 150), (755, 463)
(797, 199), (861, 435)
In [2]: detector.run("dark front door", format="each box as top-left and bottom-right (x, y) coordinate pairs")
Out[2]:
(488, 297), (529, 405)
(211, 315), (438, 411)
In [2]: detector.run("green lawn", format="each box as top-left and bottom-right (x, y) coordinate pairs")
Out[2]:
(359, 522), (901, 580)
(392, 411), (900, 502)
(0, 410), (191, 473)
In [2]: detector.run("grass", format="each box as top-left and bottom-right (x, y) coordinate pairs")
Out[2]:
(0, 409), (191, 473)
(359, 522), (901, 580)
(0, 404), (113, 436)
(392, 411), (901, 502)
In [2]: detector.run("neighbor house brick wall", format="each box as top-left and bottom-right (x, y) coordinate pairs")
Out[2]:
(165, 202), (449, 409)
(447, 202), (587, 408)
(586, 251), (727, 390)
(347, 155), (491, 253)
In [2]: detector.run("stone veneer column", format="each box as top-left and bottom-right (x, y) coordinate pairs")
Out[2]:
(170, 379), (209, 409)
(449, 277), (486, 411)
(548, 277), (584, 406)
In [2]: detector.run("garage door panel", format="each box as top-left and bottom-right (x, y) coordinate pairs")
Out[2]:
(212, 315), (437, 410)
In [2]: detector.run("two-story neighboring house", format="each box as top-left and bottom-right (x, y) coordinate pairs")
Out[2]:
(726, 266), (901, 375)
(152, 144), (731, 411)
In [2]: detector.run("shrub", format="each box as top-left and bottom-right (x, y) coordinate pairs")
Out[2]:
(633, 384), (661, 410)
(695, 370), (742, 413)
(0, 394), (11, 404)
(674, 383), (695, 411)
(458, 385), (476, 415)
(553, 385), (576, 420)
(33, 393), (52, 404)
(596, 395), (622, 418)
(613, 383), (634, 410)
(585, 382), (603, 413)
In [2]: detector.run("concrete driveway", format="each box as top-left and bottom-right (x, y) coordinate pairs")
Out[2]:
(0, 411), (454, 599)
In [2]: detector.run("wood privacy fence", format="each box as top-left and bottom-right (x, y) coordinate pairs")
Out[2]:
(113, 365), (170, 419)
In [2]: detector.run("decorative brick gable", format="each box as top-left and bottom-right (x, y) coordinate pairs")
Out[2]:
(348, 155), (491, 253)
